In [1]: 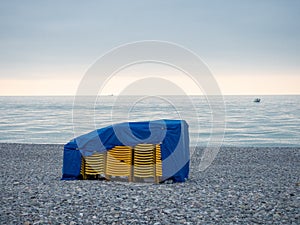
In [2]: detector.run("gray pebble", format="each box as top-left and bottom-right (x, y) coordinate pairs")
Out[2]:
(0, 144), (299, 225)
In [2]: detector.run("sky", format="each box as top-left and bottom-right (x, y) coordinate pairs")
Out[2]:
(0, 0), (299, 95)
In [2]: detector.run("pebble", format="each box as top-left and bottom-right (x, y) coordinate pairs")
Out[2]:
(0, 143), (299, 224)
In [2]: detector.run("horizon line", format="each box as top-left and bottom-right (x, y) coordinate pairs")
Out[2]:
(1, 94), (300, 97)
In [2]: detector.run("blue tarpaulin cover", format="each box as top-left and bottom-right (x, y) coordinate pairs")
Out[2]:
(62, 120), (190, 182)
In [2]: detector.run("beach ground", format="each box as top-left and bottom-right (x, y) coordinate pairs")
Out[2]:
(0, 143), (299, 224)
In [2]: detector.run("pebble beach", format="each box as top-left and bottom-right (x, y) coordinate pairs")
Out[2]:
(1, 143), (299, 224)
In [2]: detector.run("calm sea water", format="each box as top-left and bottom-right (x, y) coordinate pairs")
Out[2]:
(0, 95), (299, 147)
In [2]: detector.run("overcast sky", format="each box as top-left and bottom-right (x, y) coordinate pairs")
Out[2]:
(0, 0), (299, 95)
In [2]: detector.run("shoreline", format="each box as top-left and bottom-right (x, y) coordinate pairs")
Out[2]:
(1, 143), (299, 224)
(1, 142), (299, 148)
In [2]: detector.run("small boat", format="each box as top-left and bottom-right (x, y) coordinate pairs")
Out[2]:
(254, 98), (261, 103)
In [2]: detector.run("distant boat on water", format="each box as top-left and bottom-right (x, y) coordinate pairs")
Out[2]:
(254, 98), (261, 103)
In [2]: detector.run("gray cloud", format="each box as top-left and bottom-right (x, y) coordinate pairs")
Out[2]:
(0, 0), (299, 79)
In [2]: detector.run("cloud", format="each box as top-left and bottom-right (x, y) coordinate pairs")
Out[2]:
(0, 0), (299, 95)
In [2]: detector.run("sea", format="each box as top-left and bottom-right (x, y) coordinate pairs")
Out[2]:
(0, 95), (299, 147)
